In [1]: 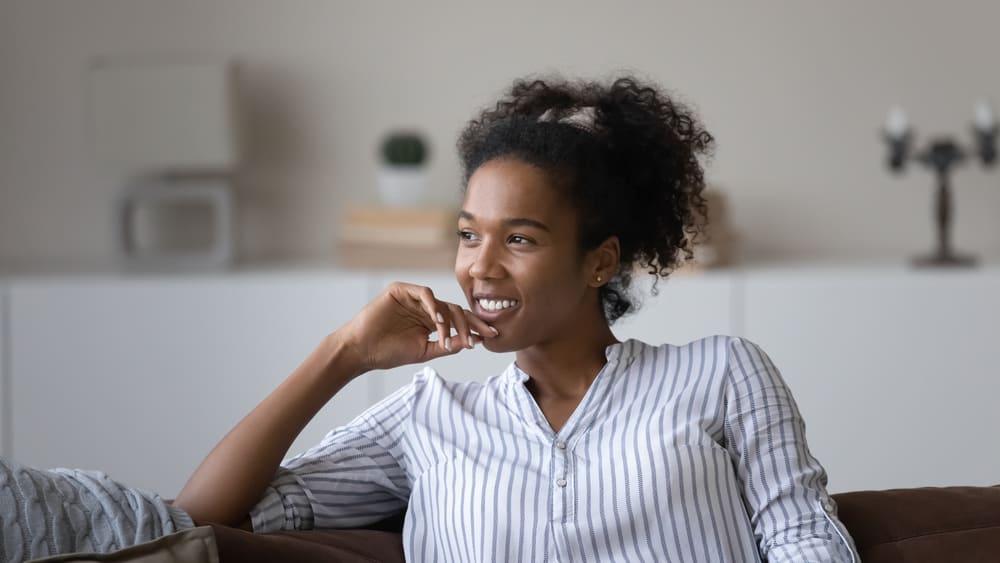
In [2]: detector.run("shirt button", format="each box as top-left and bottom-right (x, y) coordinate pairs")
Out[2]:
(555, 440), (567, 450)
(822, 500), (835, 512)
(555, 478), (567, 487)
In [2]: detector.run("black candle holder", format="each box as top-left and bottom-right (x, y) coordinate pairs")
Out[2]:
(883, 105), (997, 267)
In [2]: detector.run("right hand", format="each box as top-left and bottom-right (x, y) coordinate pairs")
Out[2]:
(336, 281), (499, 374)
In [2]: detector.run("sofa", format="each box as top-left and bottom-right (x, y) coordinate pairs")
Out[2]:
(35, 485), (1000, 563)
(208, 484), (1000, 563)
(832, 485), (1000, 562)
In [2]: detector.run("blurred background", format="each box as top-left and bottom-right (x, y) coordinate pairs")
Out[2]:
(1, 0), (999, 268)
(0, 1), (998, 497)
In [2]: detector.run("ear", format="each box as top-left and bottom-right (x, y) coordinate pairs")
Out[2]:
(587, 236), (620, 287)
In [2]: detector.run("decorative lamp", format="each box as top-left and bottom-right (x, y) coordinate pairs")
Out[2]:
(882, 100), (997, 267)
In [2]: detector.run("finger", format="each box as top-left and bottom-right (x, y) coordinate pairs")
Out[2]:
(421, 336), (460, 361)
(464, 309), (500, 338)
(413, 287), (451, 352)
(386, 282), (436, 331)
(420, 325), (473, 361)
(447, 303), (474, 349)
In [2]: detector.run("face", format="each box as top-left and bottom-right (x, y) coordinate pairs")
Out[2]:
(455, 158), (604, 353)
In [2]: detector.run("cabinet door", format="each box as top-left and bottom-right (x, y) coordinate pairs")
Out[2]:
(744, 268), (1000, 493)
(9, 273), (369, 497)
(366, 272), (516, 403)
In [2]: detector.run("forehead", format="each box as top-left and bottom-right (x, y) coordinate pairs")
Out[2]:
(462, 158), (566, 219)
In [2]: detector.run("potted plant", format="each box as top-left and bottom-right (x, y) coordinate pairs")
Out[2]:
(377, 131), (430, 206)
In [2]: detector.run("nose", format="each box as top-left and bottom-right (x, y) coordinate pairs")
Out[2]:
(467, 239), (505, 280)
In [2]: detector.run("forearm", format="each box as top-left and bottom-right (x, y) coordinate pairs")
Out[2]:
(173, 330), (363, 527)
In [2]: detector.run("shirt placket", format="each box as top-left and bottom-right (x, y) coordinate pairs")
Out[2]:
(549, 434), (572, 562)
(507, 351), (626, 563)
(550, 436), (571, 521)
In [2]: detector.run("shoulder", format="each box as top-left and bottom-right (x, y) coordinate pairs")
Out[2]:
(651, 334), (772, 362)
(625, 334), (747, 365)
(624, 335), (776, 381)
(712, 336), (789, 391)
(718, 336), (778, 371)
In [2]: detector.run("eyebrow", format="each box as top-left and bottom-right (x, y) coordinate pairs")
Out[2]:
(458, 210), (551, 232)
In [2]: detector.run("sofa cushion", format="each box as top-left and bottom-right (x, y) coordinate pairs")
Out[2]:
(210, 524), (405, 563)
(833, 485), (1000, 563)
(29, 526), (218, 563)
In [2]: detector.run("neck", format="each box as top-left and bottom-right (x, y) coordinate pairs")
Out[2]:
(515, 321), (619, 401)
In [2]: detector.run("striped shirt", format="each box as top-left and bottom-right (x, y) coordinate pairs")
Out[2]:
(250, 336), (859, 562)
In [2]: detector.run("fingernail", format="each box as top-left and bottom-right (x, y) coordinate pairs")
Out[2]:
(437, 313), (445, 323)
(490, 326), (499, 336)
(444, 337), (452, 351)
(466, 337), (474, 349)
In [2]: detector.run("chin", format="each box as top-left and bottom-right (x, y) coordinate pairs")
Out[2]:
(482, 336), (519, 354)
(481, 339), (506, 353)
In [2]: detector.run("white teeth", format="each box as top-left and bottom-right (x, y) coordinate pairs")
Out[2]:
(479, 298), (518, 311)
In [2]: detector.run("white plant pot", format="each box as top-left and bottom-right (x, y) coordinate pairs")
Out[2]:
(377, 166), (429, 207)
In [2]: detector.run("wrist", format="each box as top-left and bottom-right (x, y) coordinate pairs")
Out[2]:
(319, 329), (367, 383)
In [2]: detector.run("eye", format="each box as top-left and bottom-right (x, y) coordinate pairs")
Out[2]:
(508, 235), (533, 245)
(456, 229), (479, 242)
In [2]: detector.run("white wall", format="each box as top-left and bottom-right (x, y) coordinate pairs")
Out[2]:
(2, 1), (1000, 268)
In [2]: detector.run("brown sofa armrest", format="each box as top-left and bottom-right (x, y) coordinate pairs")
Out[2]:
(210, 514), (405, 563)
(833, 485), (1000, 563)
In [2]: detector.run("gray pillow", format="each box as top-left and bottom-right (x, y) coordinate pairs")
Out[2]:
(28, 526), (218, 563)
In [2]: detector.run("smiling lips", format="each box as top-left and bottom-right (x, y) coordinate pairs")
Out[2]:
(478, 298), (519, 311)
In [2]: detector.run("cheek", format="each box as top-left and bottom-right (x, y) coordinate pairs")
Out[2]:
(520, 263), (584, 306)
(454, 252), (472, 283)
(454, 254), (477, 307)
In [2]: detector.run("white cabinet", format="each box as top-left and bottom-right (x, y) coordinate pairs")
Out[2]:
(7, 272), (369, 497)
(2, 265), (997, 498)
(743, 266), (1000, 493)
(0, 281), (8, 457)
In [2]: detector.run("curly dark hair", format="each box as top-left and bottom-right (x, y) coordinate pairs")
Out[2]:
(456, 74), (715, 322)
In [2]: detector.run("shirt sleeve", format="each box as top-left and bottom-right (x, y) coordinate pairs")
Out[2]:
(249, 382), (415, 533)
(722, 337), (860, 563)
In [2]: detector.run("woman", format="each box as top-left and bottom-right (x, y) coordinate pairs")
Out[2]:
(1, 74), (859, 562)
(176, 74), (859, 561)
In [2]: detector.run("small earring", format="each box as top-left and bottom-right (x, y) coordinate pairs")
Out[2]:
(596, 275), (603, 283)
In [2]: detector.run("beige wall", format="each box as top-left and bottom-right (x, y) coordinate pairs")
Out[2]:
(0, 0), (15, 247)
(2, 0), (1000, 268)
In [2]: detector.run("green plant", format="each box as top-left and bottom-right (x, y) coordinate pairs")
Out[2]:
(380, 132), (428, 166)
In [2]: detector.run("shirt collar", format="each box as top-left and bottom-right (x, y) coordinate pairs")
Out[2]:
(501, 339), (640, 438)
(503, 339), (636, 385)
